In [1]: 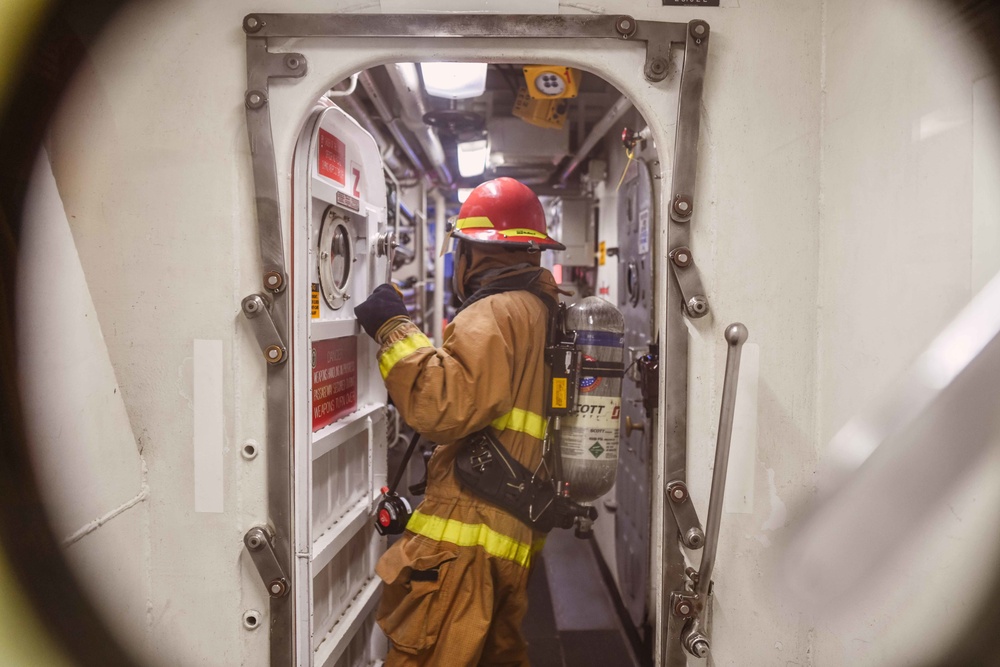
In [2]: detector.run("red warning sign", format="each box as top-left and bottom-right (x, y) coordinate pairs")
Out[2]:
(312, 336), (357, 431)
(317, 129), (346, 184)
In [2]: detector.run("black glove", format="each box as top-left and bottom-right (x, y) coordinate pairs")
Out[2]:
(354, 283), (408, 340)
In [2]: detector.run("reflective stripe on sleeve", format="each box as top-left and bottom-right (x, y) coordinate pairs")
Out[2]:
(491, 407), (547, 440)
(378, 331), (433, 378)
(406, 510), (534, 568)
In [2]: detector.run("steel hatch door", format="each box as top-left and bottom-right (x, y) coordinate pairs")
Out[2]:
(616, 158), (656, 630)
(291, 102), (389, 667)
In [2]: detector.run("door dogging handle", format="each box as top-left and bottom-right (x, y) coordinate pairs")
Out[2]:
(679, 323), (748, 659)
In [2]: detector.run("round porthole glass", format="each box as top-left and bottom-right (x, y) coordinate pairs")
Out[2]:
(318, 207), (354, 310)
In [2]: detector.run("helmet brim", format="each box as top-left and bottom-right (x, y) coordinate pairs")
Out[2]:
(452, 227), (566, 251)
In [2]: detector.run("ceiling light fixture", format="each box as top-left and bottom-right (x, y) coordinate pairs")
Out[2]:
(419, 62), (488, 100)
(457, 139), (489, 178)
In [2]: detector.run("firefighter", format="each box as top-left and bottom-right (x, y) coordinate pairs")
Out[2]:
(355, 177), (565, 666)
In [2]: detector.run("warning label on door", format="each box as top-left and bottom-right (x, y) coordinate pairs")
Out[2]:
(311, 283), (320, 319)
(559, 396), (621, 461)
(318, 129), (346, 184)
(312, 336), (358, 431)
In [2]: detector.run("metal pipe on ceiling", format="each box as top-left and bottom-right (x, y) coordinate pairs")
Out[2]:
(557, 94), (634, 185)
(336, 93), (412, 179)
(359, 70), (434, 187)
(384, 63), (454, 188)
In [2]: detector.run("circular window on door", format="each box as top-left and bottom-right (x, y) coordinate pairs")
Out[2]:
(318, 207), (355, 310)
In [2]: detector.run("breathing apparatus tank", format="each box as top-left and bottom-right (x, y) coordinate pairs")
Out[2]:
(549, 296), (625, 534)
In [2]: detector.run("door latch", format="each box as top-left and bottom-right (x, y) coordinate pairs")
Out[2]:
(668, 246), (710, 318)
(241, 294), (287, 365)
(244, 526), (290, 598)
(375, 231), (397, 284)
(636, 342), (659, 418)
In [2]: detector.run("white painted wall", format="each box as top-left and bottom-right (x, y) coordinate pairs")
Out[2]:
(670, 4), (825, 665)
(18, 152), (151, 662)
(40, 2), (275, 663)
(811, 2), (1000, 665)
(17, 0), (1000, 665)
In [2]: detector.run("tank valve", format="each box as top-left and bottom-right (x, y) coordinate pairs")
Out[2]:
(574, 511), (596, 539)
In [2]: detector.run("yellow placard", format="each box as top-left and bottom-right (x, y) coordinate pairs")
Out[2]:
(551, 377), (567, 409)
(311, 283), (320, 319)
(599, 241), (606, 266)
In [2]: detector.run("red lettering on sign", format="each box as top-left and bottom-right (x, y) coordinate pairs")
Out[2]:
(352, 166), (362, 198)
(317, 129), (346, 184)
(311, 336), (358, 431)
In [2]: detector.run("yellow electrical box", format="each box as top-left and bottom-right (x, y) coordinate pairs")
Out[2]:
(522, 65), (581, 100)
(513, 84), (570, 130)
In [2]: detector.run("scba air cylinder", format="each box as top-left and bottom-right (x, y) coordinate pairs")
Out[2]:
(559, 296), (625, 504)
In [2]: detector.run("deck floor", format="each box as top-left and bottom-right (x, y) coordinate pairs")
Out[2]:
(522, 530), (640, 667)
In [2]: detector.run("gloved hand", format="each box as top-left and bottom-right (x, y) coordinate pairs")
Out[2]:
(354, 283), (408, 340)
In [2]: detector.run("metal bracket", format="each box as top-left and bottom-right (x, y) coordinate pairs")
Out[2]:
(668, 246), (709, 318)
(244, 527), (290, 598)
(245, 35), (307, 292)
(665, 481), (706, 549)
(244, 13), (689, 84)
(669, 591), (702, 619)
(633, 18), (694, 82)
(241, 294), (287, 364)
(668, 20), (710, 225)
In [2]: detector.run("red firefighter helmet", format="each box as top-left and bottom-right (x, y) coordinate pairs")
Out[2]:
(453, 178), (565, 251)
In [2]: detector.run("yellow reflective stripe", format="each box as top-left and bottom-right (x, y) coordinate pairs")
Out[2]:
(491, 407), (547, 440)
(495, 228), (547, 239)
(379, 332), (432, 378)
(407, 510), (534, 568)
(456, 215), (494, 230)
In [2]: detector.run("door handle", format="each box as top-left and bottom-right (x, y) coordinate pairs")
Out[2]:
(670, 323), (748, 659)
(625, 415), (646, 437)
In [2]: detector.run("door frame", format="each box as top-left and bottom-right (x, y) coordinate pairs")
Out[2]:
(239, 13), (711, 666)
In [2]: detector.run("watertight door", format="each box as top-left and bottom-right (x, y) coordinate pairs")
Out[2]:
(616, 159), (656, 629)
(291, 101), (389, 666)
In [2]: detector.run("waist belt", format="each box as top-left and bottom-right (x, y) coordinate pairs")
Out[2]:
(453, 429), (595, 533)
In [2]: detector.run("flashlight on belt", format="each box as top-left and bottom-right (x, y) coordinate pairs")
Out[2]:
(374, 431), (421, 536)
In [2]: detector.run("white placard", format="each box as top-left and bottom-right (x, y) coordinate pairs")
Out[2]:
(194, 339), (224, 513)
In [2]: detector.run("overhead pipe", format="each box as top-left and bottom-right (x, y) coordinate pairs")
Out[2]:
(326, 73), (359, 98)
(384, 63), (454, 188)
(557, 95), (634, 185)
(359, 70), (434, 187)
(432, 190), (446, 347)
(336, 93), (411, 179)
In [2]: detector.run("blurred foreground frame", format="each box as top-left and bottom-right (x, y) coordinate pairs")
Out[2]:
(1, 1), (1000, 666)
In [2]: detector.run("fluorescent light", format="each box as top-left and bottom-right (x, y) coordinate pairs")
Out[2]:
(420, 62), (488, 100)
(457, 139), (489, 178)
(458, 188), (474, 203)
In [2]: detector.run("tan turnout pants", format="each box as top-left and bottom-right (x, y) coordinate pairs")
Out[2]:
(377, 532), (532, 667)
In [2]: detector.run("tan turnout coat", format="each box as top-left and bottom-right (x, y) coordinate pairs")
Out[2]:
(373, 264), (560, 667)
